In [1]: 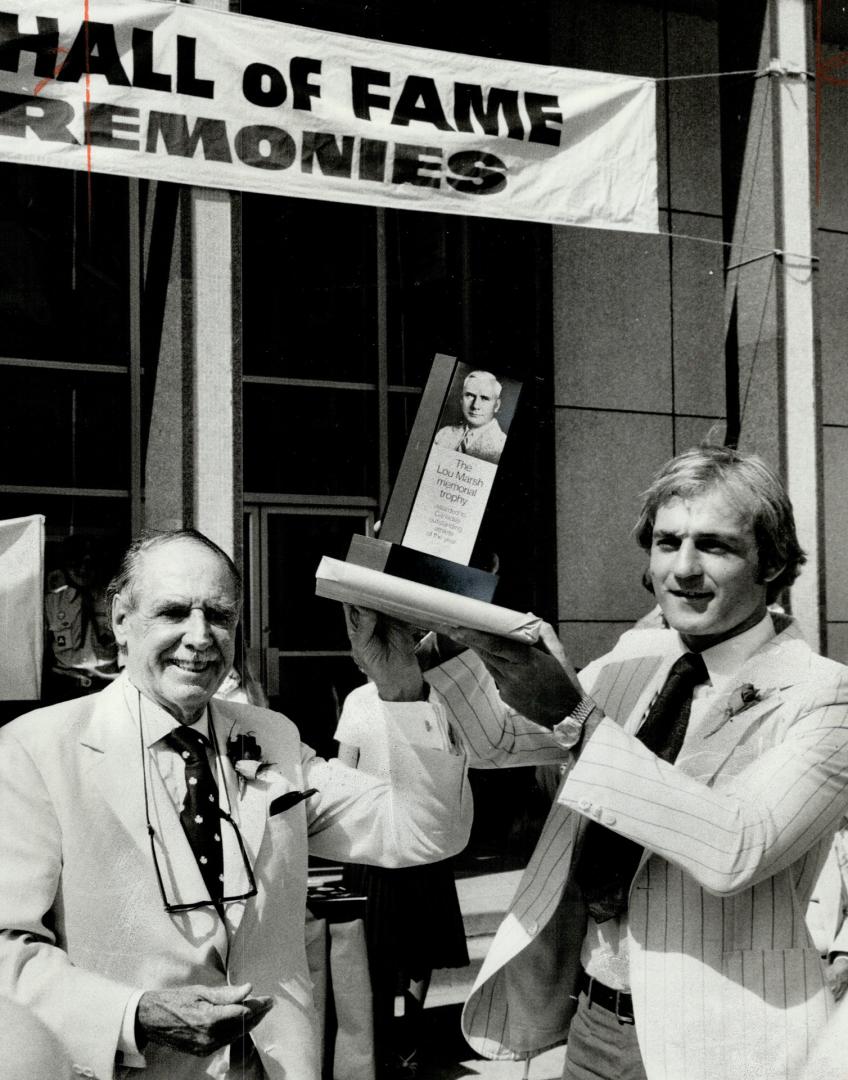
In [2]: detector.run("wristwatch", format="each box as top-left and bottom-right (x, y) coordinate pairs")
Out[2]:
(553, 695), (598, 748)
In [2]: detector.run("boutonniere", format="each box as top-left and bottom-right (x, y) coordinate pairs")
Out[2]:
(723, 683), (771, 721)
(226, 725), (274, 795)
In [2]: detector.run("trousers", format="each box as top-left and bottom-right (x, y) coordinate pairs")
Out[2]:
(562, 990), (647, 1080)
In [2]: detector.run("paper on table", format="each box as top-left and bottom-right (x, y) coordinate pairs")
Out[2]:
(315, 556), (542, 644)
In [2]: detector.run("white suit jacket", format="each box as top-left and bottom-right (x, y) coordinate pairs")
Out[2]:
(0, 676), (471, 1080)
(424, 619), (848, 1080)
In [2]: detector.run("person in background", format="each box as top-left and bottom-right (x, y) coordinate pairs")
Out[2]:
(337, 628), (469, 1080)
(43, 533), (119, 701)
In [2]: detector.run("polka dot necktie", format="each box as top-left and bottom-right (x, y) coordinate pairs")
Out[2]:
(164, 726), (224, 901)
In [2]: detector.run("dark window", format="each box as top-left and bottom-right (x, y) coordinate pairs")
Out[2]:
(0, 165), (129, 365)
(1, 369), (129, 489)
(243, 384), (378, 495)
(243, 198), (377, 381)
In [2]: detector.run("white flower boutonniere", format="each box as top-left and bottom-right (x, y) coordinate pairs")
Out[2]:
(226, 725), (274, 795)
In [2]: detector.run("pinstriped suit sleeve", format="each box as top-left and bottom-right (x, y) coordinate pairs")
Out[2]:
(559, 683), (848, 896)
(425, 650), (571, 769)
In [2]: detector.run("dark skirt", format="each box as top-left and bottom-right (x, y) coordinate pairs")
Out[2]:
(342, 858), (469, 975)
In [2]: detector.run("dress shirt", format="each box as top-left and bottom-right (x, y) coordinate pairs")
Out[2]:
(580, 612), (777, 990)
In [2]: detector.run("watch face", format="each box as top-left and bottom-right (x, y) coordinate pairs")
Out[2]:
(553, 714), (585, 749)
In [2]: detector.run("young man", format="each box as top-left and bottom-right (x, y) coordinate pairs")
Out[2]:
(351, 446), (848, 1080)
(0, 529), (471, 1080)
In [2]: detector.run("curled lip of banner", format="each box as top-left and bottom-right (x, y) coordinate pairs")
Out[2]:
(315, 556), (542, 644)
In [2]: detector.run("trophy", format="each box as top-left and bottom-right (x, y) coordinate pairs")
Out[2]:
(315, 354), (541, 642)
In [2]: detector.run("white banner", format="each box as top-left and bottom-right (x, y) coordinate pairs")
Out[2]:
(0, 514), (44, 700)
(0, 0), (658, 231)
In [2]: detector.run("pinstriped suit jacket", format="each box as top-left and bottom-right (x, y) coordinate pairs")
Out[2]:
(426, 618), (848, 1080)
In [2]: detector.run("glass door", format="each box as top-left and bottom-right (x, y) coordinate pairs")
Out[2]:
(245, 506), (374, 757)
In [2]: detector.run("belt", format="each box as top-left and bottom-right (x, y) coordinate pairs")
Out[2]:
(577, 968), (635, 1024)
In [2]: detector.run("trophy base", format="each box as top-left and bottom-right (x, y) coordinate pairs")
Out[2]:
(346, 534), (498, 602)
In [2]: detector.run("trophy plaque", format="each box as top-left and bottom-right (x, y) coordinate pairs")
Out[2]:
(315, 354), (541, 642)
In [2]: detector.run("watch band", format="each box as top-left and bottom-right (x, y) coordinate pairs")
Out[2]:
(553, 695), (597, 748)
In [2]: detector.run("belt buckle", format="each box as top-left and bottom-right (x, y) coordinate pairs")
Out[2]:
(614, 990), (634, 1026)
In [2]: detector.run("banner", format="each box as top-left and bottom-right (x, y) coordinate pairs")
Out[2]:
(0, 514), (44, 700)
(0, 0), (658, 231)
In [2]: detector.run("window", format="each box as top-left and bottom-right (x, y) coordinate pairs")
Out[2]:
(0, 164), (133, 571)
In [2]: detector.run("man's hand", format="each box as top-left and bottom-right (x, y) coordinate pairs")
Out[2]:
(344, 605), (425, 702)
(826, 955), (848, 1001)
(437, 619), (582, 727)
(136, 983), (273, 1057)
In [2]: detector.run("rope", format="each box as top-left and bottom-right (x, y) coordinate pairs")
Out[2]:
(652, 228), (818, 268)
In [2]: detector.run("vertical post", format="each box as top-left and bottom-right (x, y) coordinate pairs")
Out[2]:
(128, 179), (143, 536)
(184, 0), (241, 561)
(376, 208), (390, 515)
(189, 186), (240, 560)
(771, 0), (823, 648)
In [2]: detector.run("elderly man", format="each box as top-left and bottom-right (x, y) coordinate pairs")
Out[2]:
(0, 529), (471, 1080)
(434, 370), (507, 464)
(351, 446), (848, 1080)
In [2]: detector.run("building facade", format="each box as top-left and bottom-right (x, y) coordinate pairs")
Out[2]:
(1, 0), (845, 750)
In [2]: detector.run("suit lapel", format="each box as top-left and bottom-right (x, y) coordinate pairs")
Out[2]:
(82, 679), (151, 865)
(85, 679), (225, 935)
(677, 692), (784, 781)
(590, 653), (665, 728)
(678, 628), (813, 783)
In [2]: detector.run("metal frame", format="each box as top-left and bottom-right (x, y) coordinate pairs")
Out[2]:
(248, 504), (375, 696)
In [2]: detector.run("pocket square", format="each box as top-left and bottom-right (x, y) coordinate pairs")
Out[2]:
(270, 788), (318, 816)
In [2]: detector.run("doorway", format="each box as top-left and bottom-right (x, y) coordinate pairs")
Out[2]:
(244, 504), (375, 757)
